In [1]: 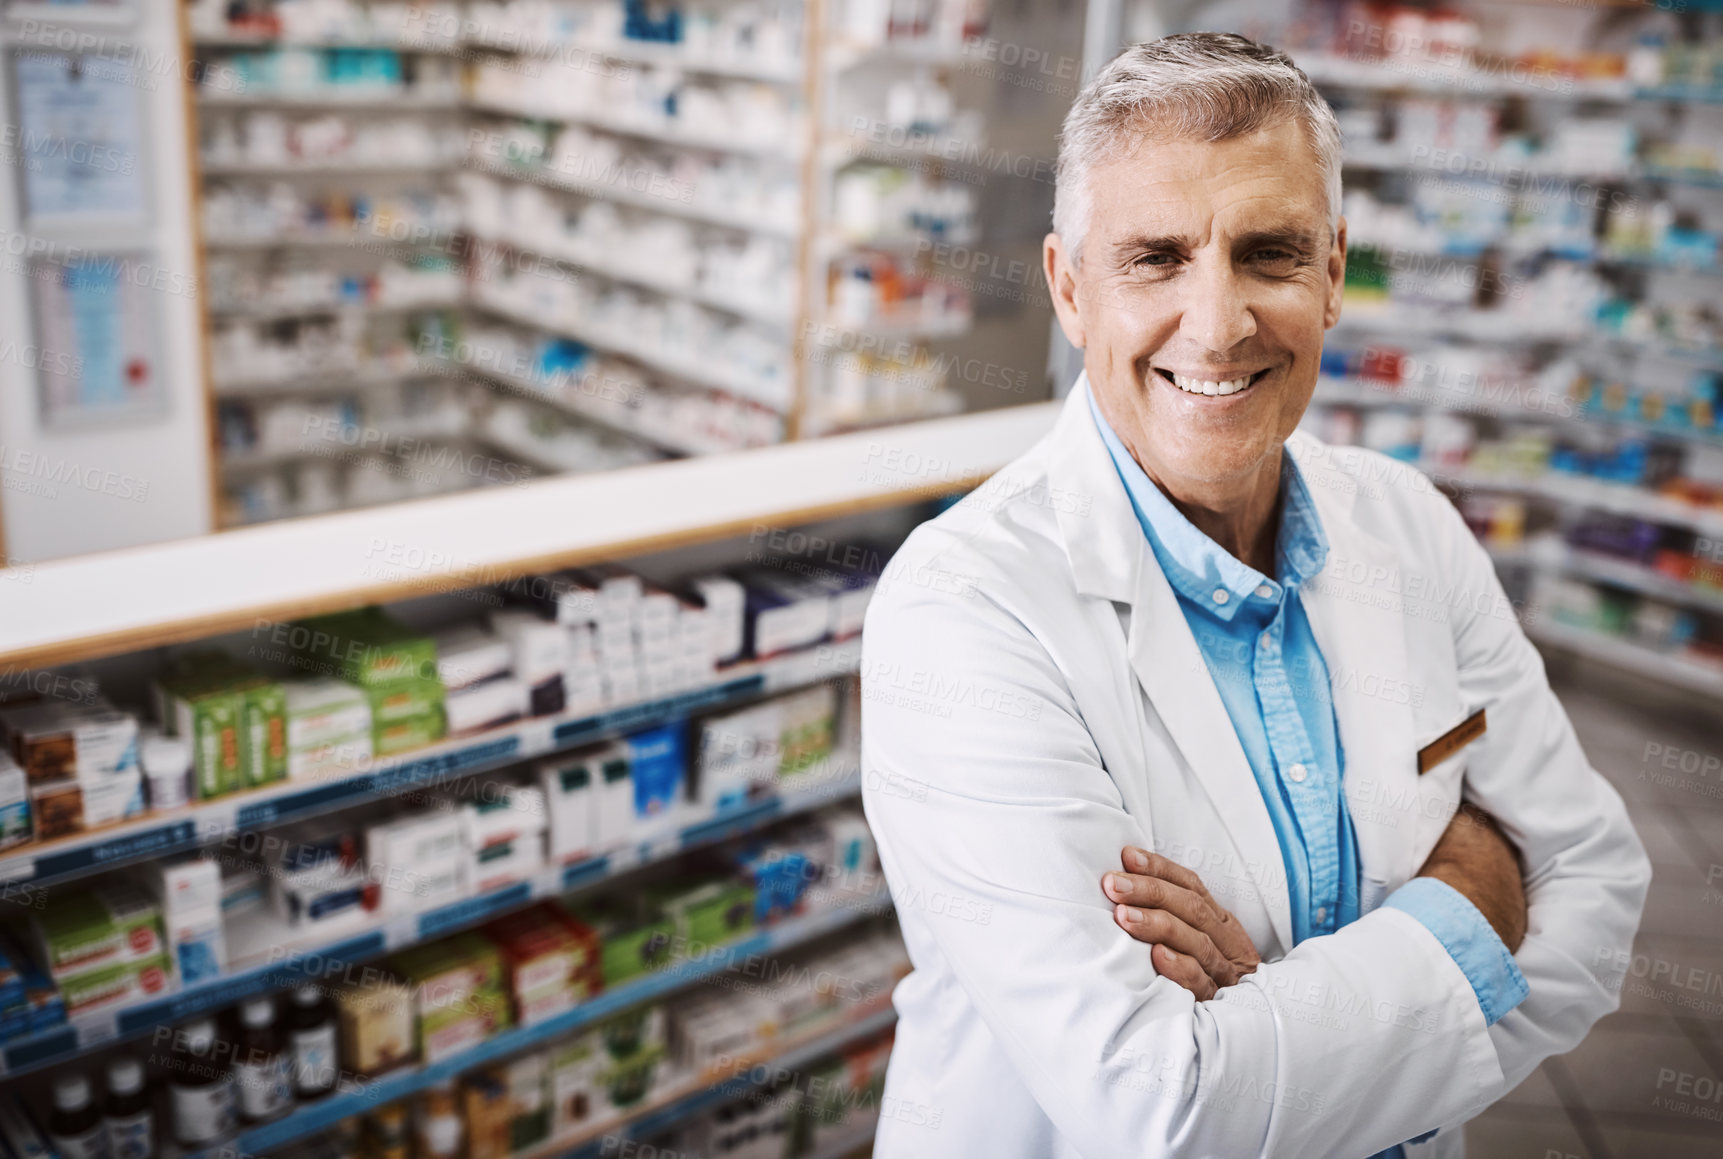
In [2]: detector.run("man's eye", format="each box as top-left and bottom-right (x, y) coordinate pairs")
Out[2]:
(1252, 249), (1299, 265)
(1134, 253), (1177, 269)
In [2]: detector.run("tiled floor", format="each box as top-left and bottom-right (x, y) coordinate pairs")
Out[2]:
(1462, 657), (1723, 1158)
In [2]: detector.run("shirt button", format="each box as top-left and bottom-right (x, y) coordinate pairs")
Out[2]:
(1255, 583), (1273, 598)
(1211, 589), (1230, 605)
(1288, 762), (1308, 782)
(1316, 906), (1328, 923)
(1258, 635), (1272, 649)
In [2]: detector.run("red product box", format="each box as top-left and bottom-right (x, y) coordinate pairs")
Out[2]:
(483, 902), (601, 1019)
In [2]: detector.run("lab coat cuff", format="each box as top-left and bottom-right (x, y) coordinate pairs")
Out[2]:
(1384, 877), (1529, 1027)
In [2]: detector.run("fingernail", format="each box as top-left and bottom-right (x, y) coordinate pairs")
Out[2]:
(1126, 847), (1149, 871)
(1123, 906), (1144, 923)
(1106, 873), (1131, 896)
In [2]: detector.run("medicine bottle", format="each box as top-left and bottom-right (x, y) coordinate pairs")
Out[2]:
(415, 1083), (462, 1159)
(168, 1018), (236, 1148)
(47, 1072), (108, 1159)
(231, 997), (293, 1122)
(102, 1056), (154, 1159)
(287, 984), (338, 1099)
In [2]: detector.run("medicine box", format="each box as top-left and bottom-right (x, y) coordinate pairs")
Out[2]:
(735, 570), (831, 658)
(292, 608), (440, 688)
(624, 723), (686, 841)
(0, 701), (139, 783)
(283, 679), (371, 751)
(433, 624), (514, 691)
(337, 978), (414, 1075)
(503, 1055), (550, 1151)
(690, 575), (746, 665)
(0, 756), (27, 850)
(538, 752), (597, 863)
(390, 929), (504, 1015)
(445, 677), (530, 737)
(55, 954), (171, 1016)
(29, 882), (164, 982)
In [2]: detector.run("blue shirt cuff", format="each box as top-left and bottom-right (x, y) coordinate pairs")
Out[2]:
(1384, 876), (1529, 1027)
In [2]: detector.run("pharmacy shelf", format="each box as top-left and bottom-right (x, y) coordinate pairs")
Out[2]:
(558, 1003), (898, 1159)
(1332, 306), (1585, 345)
(0, 762), (862, 1079)
(1312, 376), (1723, 451)
(469, 31), (804, 84)
(826, 40), (971, 71)
(198, 89), (461, 110)
(470, 291), (792, 412)
(0, 635), (861, 891)
(1490, 543), (1723, 617)
(202, 228), (455, 251)
(468, 95), (803, 161)
(1438, 466), (1723, 540)
(221, 417), (471, 474)
(213, 362), (446, 398)
(208, 297), (462, 324)
(1341, 146), (1723, 193)
(200, 157), (455, 177)
(235, 897), (889, 1152)
(189, 28), (463, 53)
(1526, 619), (1723, 697)
(1294, 52), (1643, 102)
(461, 362), (731, 458)
(0, 400), (1055, 664)
(467, 231), (794, 329)
(476, 160), (800, 239)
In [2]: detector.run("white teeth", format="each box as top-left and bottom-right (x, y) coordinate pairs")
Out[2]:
(1170, 372), (1253, 397)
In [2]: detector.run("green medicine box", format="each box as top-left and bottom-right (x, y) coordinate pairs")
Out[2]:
(294, 609), (441, 688)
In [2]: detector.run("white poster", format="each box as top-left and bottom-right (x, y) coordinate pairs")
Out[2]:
(11, 50), (148, 226)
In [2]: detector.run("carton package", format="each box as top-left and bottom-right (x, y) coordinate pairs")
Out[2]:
(366, 811), (465, 913)
(55, 954), (172, 1016)
(375, 710), (445, 756)
(282, 678), (373, 771)
(433, 624), (513, 691)
(575, 895), (674, 987)
(465, 836), (543, 894)
(338, 978), (415, 1075)
(28, 882), (163, 982)
(548, 1015), (668, 1133)
(504, 1055), (551, 1151)
(156, 655), (285, 792)
(483, 903), (599, 1026)
(148, 858), (227, 985)
(690, 575), (746, 665)
(0, 701), (139, 783)
(292, 608), (439, 688)
(734, 570), (831, 658)
(490, 610), (568, 716)
(462, 1070), (514, 1159)
(623, 723), (686, 841)
(0, 929), (65, 1043)
(0, 755), (27, 851)
(270, 831), (369, 929)
(445, 677), (530, 737)
(29, 767), (146, 842)
(538, 752), (597, 863)
(390, 930), (511, 1063)
(660, 879), (756, 947)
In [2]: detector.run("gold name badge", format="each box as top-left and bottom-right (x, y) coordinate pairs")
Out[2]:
(1417, 708), (1487, 775)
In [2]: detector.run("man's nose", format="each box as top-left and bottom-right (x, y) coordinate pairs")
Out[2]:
(1178, 257), (1258, 352)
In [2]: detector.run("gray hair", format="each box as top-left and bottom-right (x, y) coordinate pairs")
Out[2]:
(1053, 32), (1343, 266)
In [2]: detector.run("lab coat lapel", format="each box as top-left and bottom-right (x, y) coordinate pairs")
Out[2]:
(1293, 440), (1423, 897)
(1049, 376), (1296, 953)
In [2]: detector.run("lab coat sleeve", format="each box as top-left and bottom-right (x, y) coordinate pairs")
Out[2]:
(1428, 496), (1652, 1092)
(861, 566), (1508, 1159)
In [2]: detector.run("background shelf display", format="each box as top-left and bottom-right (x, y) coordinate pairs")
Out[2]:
(185, 0), (1008, 528)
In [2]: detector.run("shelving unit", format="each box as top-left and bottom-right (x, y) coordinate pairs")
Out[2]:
(183, 0), (1003, 528)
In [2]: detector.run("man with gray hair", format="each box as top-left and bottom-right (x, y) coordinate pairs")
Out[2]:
(860, 33), (1647, 1158)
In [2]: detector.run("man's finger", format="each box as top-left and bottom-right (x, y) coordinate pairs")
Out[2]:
(1103, 871), (1258, 969)
(1151, 942), (1216, 1001)
(1113, 904), (1238, 987)
(1122, 846), (1216, 904)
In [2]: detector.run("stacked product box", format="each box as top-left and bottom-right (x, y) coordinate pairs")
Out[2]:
(365, 808), (466, 915)
(548, 1005), (668, 1132)
(154, 652), (286, 797)
(693, 683), (840, 811)
(282, 677), (373, 781)
(490, 609), (567, 718)
(147, 857), (228, 986)
(337, 974), (416, 1077)
(292, 609), (445, 757)
(26, 882), (171, 1014)
(0, 929), (63, 1044)
(388, 930), (515, 1064)
(0, 753), (28, 852)
(551, 566), (724, 710)
(536, 720), (687, 862)
(0, 699), (143, 840)
(482, 902), (600, 1027)
(454, 783), (548, 893)
(434, 623), (527, 737)
(267, 828), (371, 931)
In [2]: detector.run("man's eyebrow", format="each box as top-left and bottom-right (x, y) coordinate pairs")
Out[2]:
(1110, 233), (1195, 255)
(1233, 228), (1325, 253)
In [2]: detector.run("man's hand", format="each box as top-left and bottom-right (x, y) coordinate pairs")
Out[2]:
(1418, 802), (1528, 952)
(1102, 847), (1262, 1000)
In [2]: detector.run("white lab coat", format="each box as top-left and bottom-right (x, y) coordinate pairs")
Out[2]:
(860, 376), (1650, 1159)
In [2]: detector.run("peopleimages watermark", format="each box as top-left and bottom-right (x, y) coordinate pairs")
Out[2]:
(0, 444), (150, 503)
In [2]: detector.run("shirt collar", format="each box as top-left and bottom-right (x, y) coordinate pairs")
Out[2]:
(1085, 385), (1328, 621)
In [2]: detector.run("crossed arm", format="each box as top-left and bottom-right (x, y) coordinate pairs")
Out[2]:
(1103, 802), (1529, 1001)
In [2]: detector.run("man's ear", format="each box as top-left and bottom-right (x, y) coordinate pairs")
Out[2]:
(1044, 231), (1086, 349)
(1323, 217), (1347, 331)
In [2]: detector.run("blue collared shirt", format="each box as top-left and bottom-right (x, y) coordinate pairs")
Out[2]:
(1088, 389), (1527, 1151)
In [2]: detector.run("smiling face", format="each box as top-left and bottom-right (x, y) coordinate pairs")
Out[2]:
(1045, 118), (1346, 506)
